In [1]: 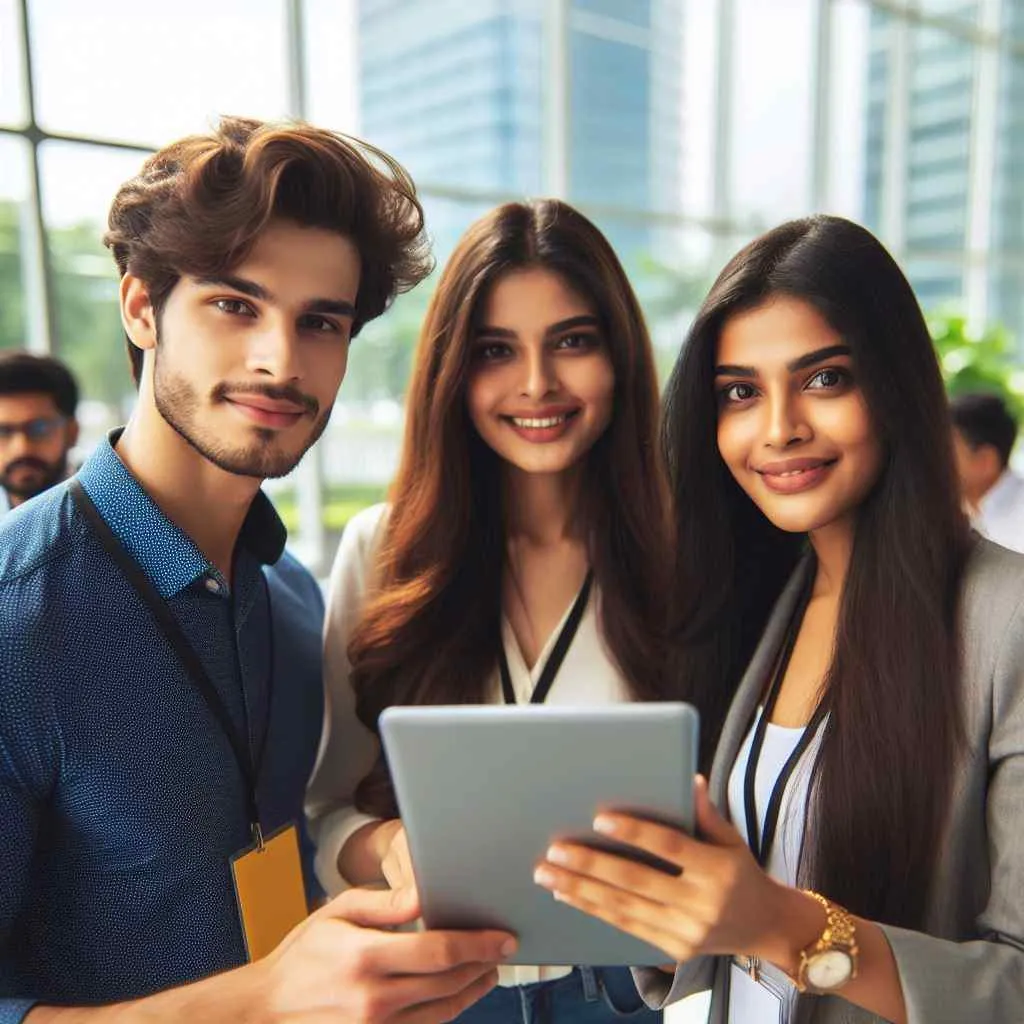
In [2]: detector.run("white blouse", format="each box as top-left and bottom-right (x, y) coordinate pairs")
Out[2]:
(304, 502), (635, 986)
(726, 707), (824, 887)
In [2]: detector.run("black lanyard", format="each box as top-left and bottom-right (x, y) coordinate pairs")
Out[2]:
(70, 478), (271, 843)
(742, 578), (827, 869)
(499, 571), (593, 705)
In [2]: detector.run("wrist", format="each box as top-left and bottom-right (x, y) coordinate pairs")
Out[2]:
(753, 882), (825, 976)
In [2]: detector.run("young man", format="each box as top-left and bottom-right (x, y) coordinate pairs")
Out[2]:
(0, 352), (80, 513)
(0, 117), (513, 1024)
(951, 391), (1024, 552)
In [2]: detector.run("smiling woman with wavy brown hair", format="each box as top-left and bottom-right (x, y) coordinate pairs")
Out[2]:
(306, 199), (673, 1022)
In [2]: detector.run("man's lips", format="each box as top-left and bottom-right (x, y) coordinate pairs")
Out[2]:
(224, 395), (309, 429)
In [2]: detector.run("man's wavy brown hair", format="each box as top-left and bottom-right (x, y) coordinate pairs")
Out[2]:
(104, 115), (432, 384)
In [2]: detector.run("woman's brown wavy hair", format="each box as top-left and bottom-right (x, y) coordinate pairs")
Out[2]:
(349, 200), (674, 817)
(105, 115), (431, 384)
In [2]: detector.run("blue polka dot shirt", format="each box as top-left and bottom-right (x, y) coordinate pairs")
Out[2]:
(0, 433), (325, 1021)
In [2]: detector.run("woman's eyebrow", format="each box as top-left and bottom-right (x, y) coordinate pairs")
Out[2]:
(786, 344), (851, 372)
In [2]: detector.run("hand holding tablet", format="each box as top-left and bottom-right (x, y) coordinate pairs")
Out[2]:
(379, 703), (699, 965)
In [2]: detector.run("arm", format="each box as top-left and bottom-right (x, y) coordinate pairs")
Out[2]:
(536, 777), (910, 1022)
(304, 505), (399, 891)
(24, 888), (516, 1024)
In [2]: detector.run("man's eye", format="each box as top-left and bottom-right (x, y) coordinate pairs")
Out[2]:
(214, 299), (255, 317)
(299, 315), (340, 334)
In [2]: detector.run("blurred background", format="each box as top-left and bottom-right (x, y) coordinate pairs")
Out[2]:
(2, 0), (1023, 577)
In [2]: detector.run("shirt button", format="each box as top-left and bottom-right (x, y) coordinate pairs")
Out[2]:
(204, 577), (222, 594)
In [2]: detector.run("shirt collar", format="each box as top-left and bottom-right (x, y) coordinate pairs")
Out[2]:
(76, 429), (287, 599)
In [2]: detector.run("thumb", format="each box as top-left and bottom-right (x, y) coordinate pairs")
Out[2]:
(324, 884), (422, 929)
(694, 774), (744, 848)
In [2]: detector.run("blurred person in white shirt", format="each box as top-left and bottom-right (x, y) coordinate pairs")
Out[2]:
(951, 391), (1024, 552)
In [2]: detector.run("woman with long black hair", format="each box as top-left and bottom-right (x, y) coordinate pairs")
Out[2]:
(534, 215), (1024, 1023)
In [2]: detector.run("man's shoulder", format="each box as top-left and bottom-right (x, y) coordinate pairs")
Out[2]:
(0, 483), (80, 589)
(267, 547), (325, 621)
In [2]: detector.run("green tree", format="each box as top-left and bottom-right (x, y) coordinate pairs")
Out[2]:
(928, 311), (1024, 422)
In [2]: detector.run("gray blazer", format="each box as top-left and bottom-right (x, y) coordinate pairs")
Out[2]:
(635, 537), (1024, 1023)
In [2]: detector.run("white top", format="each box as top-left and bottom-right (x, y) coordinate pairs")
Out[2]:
(725, 709), (825, 1024)
(304, 502), (634, 986)
(726, 707), (824, 887)
(977, 469), (1024, 554)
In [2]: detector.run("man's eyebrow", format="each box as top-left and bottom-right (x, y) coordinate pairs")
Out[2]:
(304, 299), (356, 318)
(195, 275), (355, 317)
(195, 274), (270, 300)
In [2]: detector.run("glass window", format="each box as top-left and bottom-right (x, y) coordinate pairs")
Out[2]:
(915, 0), (979, 27)
(0, 0), (26, 127)
(0, 135), (30, 350)
(304, 0), (359, 131)
(27, 0), (288, 146)
(39, 141), (148, 445)
(905, 258), (966, 318)
(824, 0), (872, 221)
(729, 0), (815, 223)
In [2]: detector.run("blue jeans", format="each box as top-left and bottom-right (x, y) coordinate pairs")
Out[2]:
(456, 967), (663, 1023)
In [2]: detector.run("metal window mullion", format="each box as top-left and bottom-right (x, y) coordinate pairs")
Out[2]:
(543, 0), (571, 197)
(282, 0), (327, 576)
(964, 0), (1002, 331)
(810, 0), (833, 211)
(881, 8), (910, 262)
(17, 0), (56, 354)
(712, 0), (735, 260)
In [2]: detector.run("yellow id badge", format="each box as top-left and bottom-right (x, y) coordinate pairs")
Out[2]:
(230, 822), (309, 961)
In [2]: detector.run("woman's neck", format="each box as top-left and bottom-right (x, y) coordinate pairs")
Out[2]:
(808, 515), (856, 599)
(503, 465), (585, 546)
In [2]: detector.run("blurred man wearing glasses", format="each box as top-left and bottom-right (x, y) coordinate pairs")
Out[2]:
(0, 352), (79, 513)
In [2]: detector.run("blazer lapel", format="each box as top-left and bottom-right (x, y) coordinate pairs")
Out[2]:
(708, 552), (816, 817)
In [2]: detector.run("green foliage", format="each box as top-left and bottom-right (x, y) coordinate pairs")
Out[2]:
(270, 482), (387, 533)
(928, 311), (1024, 422)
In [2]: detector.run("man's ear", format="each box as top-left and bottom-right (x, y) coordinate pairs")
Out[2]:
(65, 417), (80, 449)
(120, 274), (159, 354)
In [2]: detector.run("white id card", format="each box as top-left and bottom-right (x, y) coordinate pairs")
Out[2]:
(727, 961), (785, 1024)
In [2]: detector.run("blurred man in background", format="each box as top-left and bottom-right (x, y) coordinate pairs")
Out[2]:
(951, 391), (1024, 552)
(0, 352), (79, 513)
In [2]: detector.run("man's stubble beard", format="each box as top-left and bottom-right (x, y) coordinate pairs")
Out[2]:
(153, 349), (331, 480)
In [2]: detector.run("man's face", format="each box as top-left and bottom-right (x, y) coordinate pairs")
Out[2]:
(0, 392), (78, 506)
(143, 219), (361, 479)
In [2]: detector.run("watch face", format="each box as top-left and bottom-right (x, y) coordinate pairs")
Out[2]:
(806, 949), (854, 990)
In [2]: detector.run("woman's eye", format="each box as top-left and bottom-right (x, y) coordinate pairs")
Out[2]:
(214, 298), (255, 317)
(720, 382), (757, 403)
(807, 367), (848, 390)
(556, 332), (596, 351)
(474, 342), (513, 362)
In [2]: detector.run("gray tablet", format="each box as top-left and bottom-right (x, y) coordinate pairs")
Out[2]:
(379, 702), (699, 966)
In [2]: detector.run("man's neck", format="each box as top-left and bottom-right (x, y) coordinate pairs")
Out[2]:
(116, 410), (263, 581)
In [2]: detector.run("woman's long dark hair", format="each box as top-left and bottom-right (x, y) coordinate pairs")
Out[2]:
(350, 200), (673, 817)
(665, 215), (971, 929)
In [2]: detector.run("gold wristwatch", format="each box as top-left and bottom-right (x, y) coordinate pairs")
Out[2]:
(793, 891), (859, 993)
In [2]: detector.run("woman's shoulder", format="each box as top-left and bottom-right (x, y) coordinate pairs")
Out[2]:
(959, 536), (1024, 697)
(960, 535), (1024, 621)
(326, 502), (391, 597)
